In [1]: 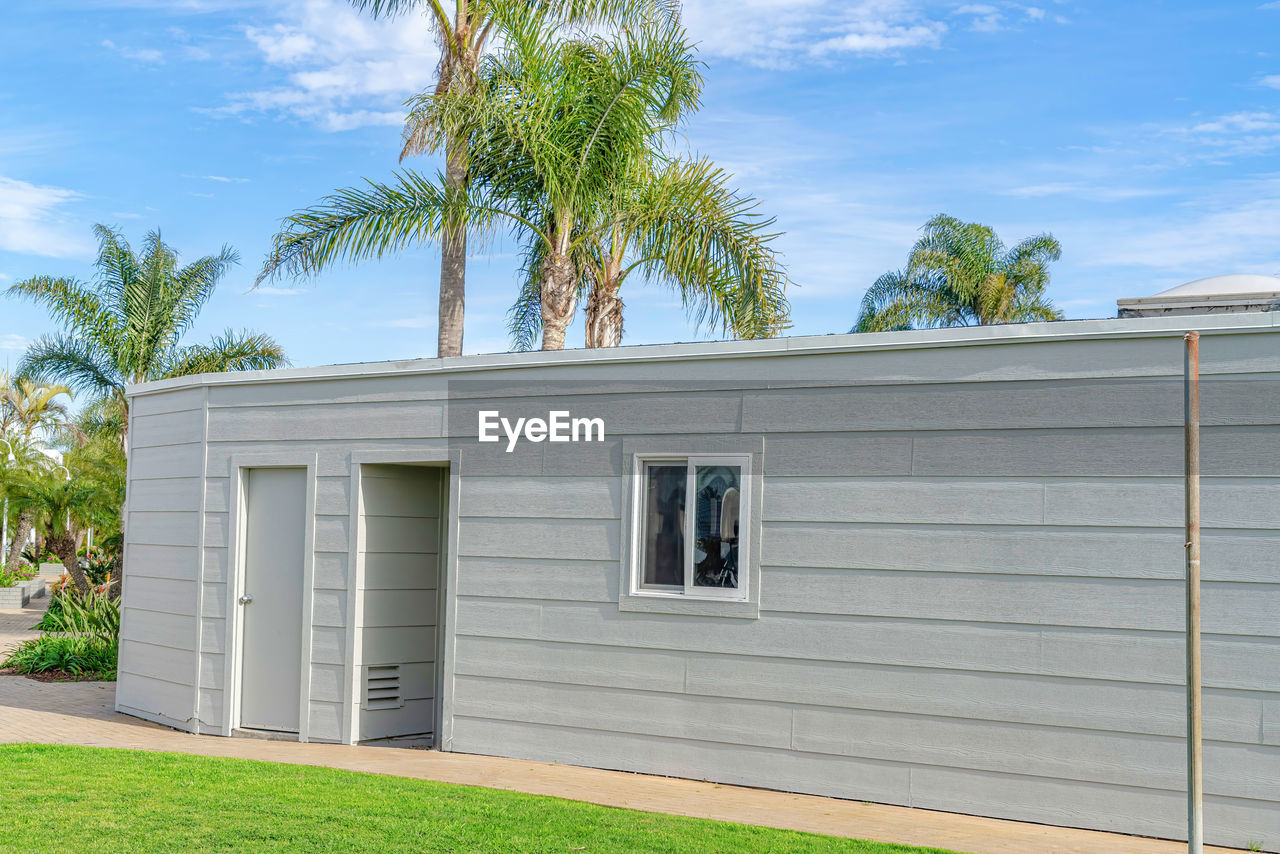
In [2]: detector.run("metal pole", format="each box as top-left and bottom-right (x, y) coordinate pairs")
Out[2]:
(1184, 331), (1203, 854)
(0, 437), (11, 557)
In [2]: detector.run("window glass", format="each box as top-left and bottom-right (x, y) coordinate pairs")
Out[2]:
(692, 465), (741, 589)
(642, 463), (685, 587)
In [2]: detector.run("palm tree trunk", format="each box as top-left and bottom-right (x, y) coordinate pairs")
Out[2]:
(585, 278), (623, 348)
(540, 247), (578, 351)
(438, 132), (468, 358)
(4, 512), (31, 573)
(50, 532), (90, 596)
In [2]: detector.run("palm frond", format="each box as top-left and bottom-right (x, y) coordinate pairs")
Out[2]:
(6, 276), (117, 350)
(859, 215), (1064, 331)
(609, 157), (790, 340)
(257, 171), (513, 283)
(162, 330), (288, 377)
(17, 334), (122, 400)
(168, 245), (241, 338)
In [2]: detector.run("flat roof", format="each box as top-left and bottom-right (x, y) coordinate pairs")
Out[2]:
(127, 311), (1280, 398)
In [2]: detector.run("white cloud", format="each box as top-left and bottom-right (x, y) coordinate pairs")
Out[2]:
(223, 0), (438, 131)
(812, 21), (946, 54)
(185, 174), (250, 183)
(246, 28), (317, 64)
(682, 0), (949, 66)
(1171, 111), (1280, 158)
(1188, 111), (1280, 134)
(1000, 182), (1170, 202)
(102, 39), (164, 63)
(1025, 7), (1046, 21)
(955, 3), (1003, 32)
(252, 286), (305, 295)
(1072, 178), (1280, 272)
(0, 176), (90, 258)
(0, 334), (28, 352)
(1259, 75), (1280, 89)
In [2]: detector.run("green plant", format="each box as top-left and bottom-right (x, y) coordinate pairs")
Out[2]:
(1, 633), (117, 678)
(0, 565), (37, 587)
(258, 5), (787, 353)
(0, 372), (72, 437)
(83, 552), (117, 586)
(508, 155), (791, 349)
(9, 225), (287, 456)
(21, 545), (58, 565)
(311, 1), (674, 359)
(34, 588), (120, 642)
(853, 213), (1063, 333)
(10, 588), (120, 679)
(6, 473), (112, 595)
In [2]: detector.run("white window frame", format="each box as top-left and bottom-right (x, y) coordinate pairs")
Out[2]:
(628, 453), (752, 604)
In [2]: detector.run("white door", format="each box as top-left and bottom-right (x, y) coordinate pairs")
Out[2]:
(239, 467), (306, 733)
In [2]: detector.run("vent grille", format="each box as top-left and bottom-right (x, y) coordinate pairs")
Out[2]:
(363, 665), (403, 710)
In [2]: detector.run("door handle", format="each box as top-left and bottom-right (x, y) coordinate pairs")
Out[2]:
(239, 594), (254, 605)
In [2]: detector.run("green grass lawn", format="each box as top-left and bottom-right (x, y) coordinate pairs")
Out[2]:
(0, 744), (960, 854)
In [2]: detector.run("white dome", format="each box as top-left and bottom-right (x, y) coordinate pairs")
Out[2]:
(1152, 274), (1280, 298)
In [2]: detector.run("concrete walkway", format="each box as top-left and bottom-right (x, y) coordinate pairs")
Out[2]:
(0, 675), (1243, 854)
(0, 596), (49, 657)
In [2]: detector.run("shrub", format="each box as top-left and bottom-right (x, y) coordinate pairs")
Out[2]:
(35, 589), (120, 641)
(21, 545), (58, 566)
(9, 589), (121, 680)
(83, 553), (117, 586)
(2, 634), (117, 678)
(0, 565), (37, 588)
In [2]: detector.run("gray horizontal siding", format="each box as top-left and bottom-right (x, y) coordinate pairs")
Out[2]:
(119, 326), (1280, 849)
(120, 390), (204, 733)
(456, 598), (1280, 691)
(763, 522), (1279, 581)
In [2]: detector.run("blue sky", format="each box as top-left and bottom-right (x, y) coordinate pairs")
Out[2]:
(2, 1), (1279, 369)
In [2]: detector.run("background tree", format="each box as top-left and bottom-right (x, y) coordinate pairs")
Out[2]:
(854, 214), (1064, 333)
(0, 440), (47, 575)
(0, 373), (73, 438)
(260, 4), (705, 350)
(509, 156), (790, 349)
(3, 471), (109, 595)
(9, 225), (287, 455)
(317, 0), (675, 358)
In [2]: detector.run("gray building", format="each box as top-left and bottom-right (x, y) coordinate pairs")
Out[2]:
(116, 311), (1280, 850)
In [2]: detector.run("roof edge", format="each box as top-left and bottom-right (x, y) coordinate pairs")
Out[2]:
(1117, 291), (1280, 308)
(126, 311), (1280, 398)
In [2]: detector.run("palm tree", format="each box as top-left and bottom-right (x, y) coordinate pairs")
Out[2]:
(4, 471), (109, 595)
(63, 422), (127, 581)
(509, 156), (791, 349)
(854, 214), (1064, 333)
(261, 4), (700, 350)
(9, 225), (287, 455)
(315, 0), (675, 358)
(0, 439), (46, 575)
(0, 373), (73, 438)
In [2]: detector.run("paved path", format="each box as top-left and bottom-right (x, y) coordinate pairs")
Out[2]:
(0, 676), (1246, 854)
(0, 596), (48, 657)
